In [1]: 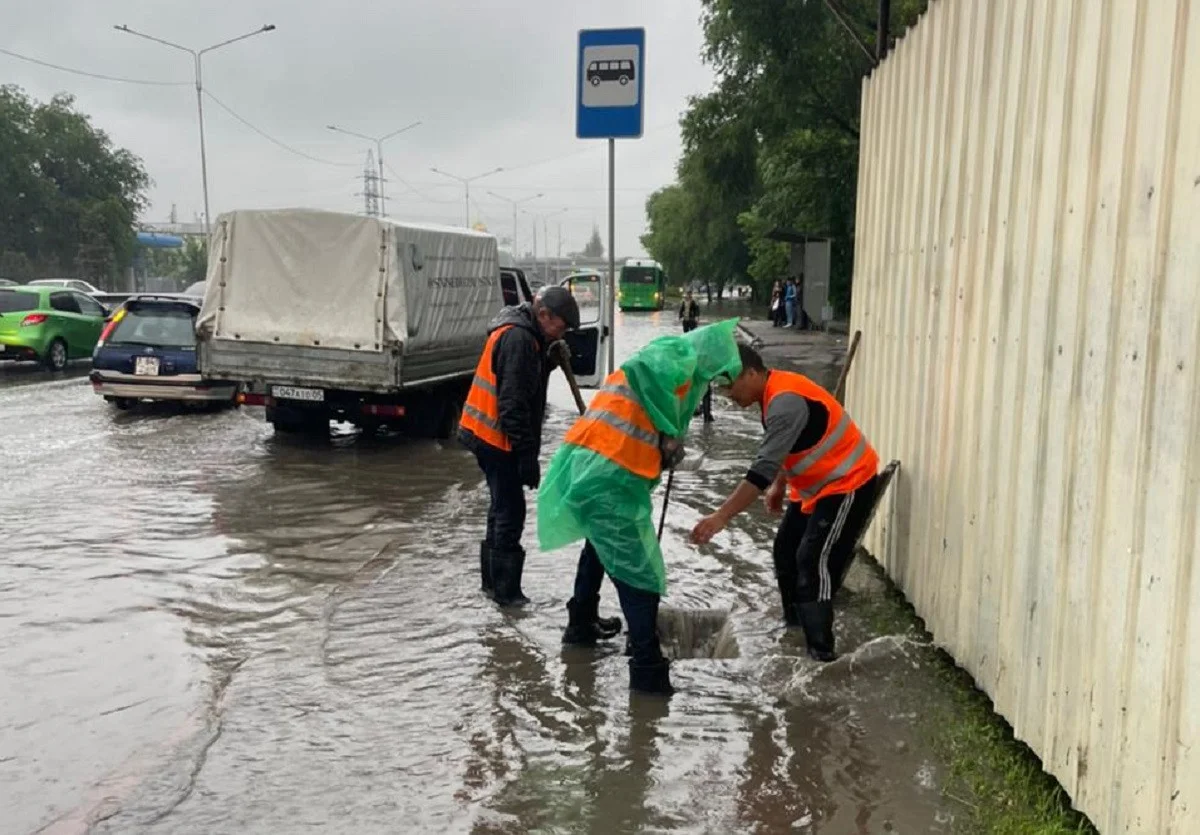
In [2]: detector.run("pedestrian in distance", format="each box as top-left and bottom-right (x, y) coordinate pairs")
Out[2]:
(678, 290), (713, 423)
(690, 344), (880, 662)
(678, 290), (700, 332)
(784, 278), (798, 329)
(538, 320), (743, 695)
(459, 285), (582, 607)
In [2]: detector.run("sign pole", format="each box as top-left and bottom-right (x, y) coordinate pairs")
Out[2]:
(607, 137), (616, 372)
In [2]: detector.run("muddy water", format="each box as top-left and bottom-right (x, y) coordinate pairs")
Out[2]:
(1, 311), (953, 834)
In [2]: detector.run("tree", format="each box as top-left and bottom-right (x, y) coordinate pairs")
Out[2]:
(0, 86), (150, 287)
(582, 225), (604, 258)
(643, 0), (927, 313)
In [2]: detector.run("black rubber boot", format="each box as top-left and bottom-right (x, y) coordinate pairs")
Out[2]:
(797, 600), (837, 662)
(629, 658), (674, 695)
(479, 541), (494, 597)
(490, 548), (530, 607)
(562, 597), (623, 645)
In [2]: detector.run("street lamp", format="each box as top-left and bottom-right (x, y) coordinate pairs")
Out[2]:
(114, 23), (277, 237)
(487, 191), (543, 256)
(326, 122), (421, 218)
(523, 207), (569, 282)
(430, 167), (504, 227)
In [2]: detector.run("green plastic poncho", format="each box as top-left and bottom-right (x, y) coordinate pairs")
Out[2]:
(537, 319), (743, 595)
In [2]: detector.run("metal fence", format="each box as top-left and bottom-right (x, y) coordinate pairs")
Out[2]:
(848, 0), (1199, 832)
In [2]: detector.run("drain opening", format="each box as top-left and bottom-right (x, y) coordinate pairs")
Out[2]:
(656, 607), (739, 660)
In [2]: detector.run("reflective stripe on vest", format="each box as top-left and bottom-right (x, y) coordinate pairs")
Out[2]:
(564, 369), (662, 480)
(762, 370), (878, 512)
(459, 325), (513, 451)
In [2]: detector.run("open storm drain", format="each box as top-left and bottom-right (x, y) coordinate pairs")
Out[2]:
(656, 607), (739, 660)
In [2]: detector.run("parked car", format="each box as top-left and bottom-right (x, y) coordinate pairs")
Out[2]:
(90, 294), (236, 408)
(0, 278), (18, 288)
(0, 286), (107, 369)
(27, 278), (103, 295)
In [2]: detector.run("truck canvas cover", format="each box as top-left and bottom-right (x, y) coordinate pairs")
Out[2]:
(197, 209), (502, 356)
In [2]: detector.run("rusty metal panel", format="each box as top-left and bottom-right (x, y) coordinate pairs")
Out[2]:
(848, 1), (1200, 831)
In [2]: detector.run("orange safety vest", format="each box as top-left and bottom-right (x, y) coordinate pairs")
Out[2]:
(564, 369), (663, 480)
(763, 370), (878, 513)
(460, 325), (514, 451)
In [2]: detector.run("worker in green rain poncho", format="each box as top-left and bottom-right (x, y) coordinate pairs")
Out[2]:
(537, 319), (742, 695)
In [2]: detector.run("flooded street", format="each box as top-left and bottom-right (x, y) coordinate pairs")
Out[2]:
(2, 311), (953, 834)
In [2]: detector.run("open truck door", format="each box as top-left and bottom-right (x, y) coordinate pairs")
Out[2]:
(557, 271), (608, 387)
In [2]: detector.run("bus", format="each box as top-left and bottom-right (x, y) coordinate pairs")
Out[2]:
(618, 259), (666, 311)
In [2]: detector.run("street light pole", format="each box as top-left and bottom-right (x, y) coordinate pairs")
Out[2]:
(115, 23), (277, 237)
(487, 191), (542, 256)
(523, 207), (568, 282)
(430, 167), (504, 227)
(327, 122), (422, 217)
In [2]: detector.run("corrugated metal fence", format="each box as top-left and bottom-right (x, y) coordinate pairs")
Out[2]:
(848, 0), (1199, 831)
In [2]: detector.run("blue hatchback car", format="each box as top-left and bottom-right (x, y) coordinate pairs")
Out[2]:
(90, 294), (236, 408)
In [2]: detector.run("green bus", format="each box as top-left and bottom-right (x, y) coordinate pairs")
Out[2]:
(618, 259), (667, 311)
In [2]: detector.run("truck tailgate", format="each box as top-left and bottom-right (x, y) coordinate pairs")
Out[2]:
(200, 339), (399, 393)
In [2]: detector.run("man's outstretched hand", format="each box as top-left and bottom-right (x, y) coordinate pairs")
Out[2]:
(690, 513), (727, 545)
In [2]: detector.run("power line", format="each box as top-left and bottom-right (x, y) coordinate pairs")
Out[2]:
(382, 161), (459, 204)
(0, 46), (190, 86)
(202, 90), (359, 168)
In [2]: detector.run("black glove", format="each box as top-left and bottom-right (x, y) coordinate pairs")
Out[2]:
(518, 454), (541, 489)
(658, 434), (685, 470)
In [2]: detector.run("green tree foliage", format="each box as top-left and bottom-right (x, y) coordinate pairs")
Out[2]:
(0, 85), (150, 287)
(643, 0), (926, 313)
(583, 225), (604, 258)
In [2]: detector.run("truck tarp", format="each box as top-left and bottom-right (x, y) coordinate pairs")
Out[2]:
(197, 209), (501, 355)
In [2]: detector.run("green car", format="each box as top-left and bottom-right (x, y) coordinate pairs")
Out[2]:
(0, 286), (108, 370)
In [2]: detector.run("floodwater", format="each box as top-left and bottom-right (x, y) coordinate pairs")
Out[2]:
(1, 310), (954, 834)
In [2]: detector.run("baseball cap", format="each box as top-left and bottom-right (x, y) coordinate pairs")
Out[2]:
(536, 285), (581, 331)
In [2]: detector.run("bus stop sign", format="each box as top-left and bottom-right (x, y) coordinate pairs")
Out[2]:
(576, 28), (645, 139)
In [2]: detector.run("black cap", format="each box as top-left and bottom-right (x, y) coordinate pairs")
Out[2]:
(536, 285), (581, 330)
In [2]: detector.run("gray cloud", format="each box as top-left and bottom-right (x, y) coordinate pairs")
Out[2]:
(3, 0), (713, 260)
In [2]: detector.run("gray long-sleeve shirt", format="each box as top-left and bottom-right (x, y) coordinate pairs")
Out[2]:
(745, 390), (819, 490)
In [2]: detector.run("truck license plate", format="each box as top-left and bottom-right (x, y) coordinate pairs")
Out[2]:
(134, 356), (160, 376)
(273, 385), (324, 402)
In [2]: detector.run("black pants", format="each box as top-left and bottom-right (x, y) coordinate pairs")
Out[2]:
(573, 541), (663, 666)
(772, 475), (879, 607)
(475, 447), (526, 555)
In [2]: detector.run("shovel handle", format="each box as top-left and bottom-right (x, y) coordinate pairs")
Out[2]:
(832, 329), (862, 404)
(553, 341), (588, 416)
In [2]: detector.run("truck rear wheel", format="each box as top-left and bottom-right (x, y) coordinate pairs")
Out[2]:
(266, 405), (328, 436)
(406, 385), (465, 440)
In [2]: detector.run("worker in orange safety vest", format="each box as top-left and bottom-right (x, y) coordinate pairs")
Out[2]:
(459, 286), (585, 607)
(691, 343), (880, 661)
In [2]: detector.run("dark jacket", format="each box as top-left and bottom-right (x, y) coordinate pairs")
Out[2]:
(679, 299), (700, 323)
(460, 303), (550, 459)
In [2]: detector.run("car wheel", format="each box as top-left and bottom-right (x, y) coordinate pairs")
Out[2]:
(44, 339), (67, 371)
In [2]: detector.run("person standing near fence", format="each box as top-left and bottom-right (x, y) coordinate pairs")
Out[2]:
(690, 344), (880, 662)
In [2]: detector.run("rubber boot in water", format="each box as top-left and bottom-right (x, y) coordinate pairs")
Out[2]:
(479, 541), (494, 598)
(628, 658), (674, 695)
(490, 548), (530, 607)
(796, 599), (837, 662)
(562, 597), (623, 645)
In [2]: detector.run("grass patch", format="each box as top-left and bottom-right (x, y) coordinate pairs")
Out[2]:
(853, 550), (1097, 835)
(927, 660), (1096, 835)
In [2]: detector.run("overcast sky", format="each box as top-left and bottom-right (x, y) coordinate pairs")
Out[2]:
(2, 0), (715, 259)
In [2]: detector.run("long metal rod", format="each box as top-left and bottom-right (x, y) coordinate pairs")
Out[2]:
(657, 469), (675, 541)
(606, 138), (616, 373)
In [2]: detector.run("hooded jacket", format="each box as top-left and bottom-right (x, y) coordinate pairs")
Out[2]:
(459, 303), (551, 460)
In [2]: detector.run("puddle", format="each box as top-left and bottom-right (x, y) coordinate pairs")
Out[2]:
(656, 607), (739, 660)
